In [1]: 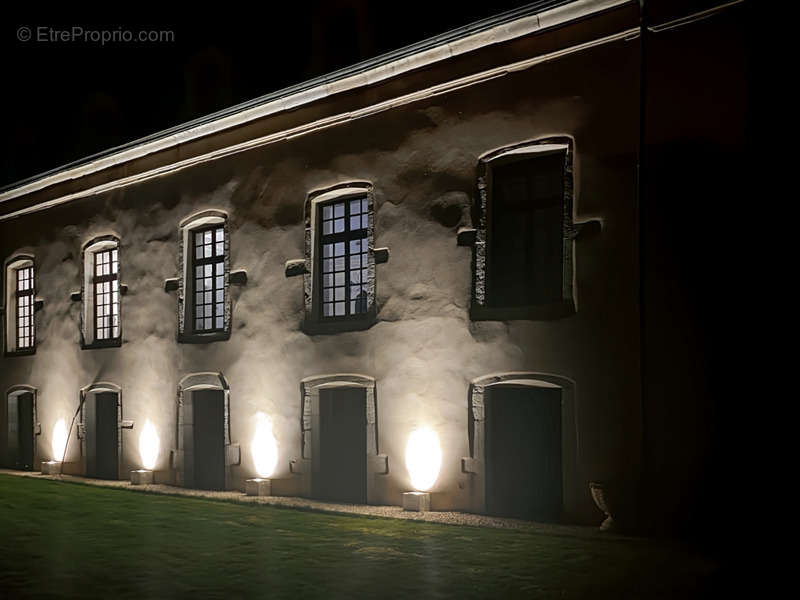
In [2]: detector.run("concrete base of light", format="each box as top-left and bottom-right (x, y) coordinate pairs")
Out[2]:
(245, 478), (272, 496)
(130, 469), (154, 485)
(402, 491), (431, 512)
(40, 461), (61, 475)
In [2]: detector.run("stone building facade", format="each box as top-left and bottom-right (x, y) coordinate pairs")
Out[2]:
(0, 0), (746, 529)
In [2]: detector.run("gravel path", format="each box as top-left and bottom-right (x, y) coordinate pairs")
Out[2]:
(0, 468), (606, 539)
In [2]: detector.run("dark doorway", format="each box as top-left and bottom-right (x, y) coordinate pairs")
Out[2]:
(193, 389), (225, 491)
(87, 392), (119, 480)
(7, 393), (34, 470)
(485, 385), (562, 521)
(317, 387), (367, 504)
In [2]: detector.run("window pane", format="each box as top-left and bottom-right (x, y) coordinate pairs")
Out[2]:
(215, 276), (223, 289)
(334, 242), (345, 256)
(334, 302), (345, 316)
(322, 205), (332, 220)
(216, 290), (224, 303)
(204, 231), (212, 244)
(196, 246), (203, 259)
(350, 216), (361, 231)
(215, 262), (224, 275)
(334, 219), (344, 233)
(362, 215), (369, 229)
(335, 272), (345, 286)
(323, 244), (333, 258)
(216, 228), (224, 242)
(334, 257), (345, 271)
(334, 203), (344, 218)
(323, 221), (332, 235)
(349, 199), (361, 214)
(215, 316), (224, 329)
(215, 242), (224, 256)
(335, 288), (345, 301)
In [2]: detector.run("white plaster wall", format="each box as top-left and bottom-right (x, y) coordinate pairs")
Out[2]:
(0, 41), (641, 523)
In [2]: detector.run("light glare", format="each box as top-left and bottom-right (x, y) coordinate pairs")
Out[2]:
(139, 420), (160, 470)
(252, 412), (278, 478)
(405, 427), (442, 491)
(51, 419), (67, 461)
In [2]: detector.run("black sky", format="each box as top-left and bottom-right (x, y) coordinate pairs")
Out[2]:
(1, 1), (539, 188)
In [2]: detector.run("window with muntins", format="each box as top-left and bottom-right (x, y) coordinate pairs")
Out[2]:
(319, 197), (369, 319)
(192, 226), (225, 332)
(93, 248), (119, 340)
(15, 265), (34, 349)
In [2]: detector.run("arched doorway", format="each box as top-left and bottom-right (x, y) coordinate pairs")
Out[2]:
(465, 372), (577, 522)
(300, 374), (382, 504)
(175, 373), (235, 490)
(80, 383), (122, 480)
(6, 385), (38, 470)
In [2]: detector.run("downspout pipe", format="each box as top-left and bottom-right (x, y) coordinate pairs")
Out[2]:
(637, 0), (649, 530)
(59, 389), (86, 474)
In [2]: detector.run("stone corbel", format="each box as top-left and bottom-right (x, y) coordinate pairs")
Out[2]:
(70, 291), (81, 302)
(570, 218), (603, 241)
(225, 444), (241, 466)
(230, 270), (247, 286)
(284, 259), (308, 278)
(289, 459), (305, 474)
(461, 457), (481, 474)
(77, 423), (85, 440)
(164, 278), (179, 292)
(456, 227), (477, 246)
(35, 422), (41, 435)
(120, 284), (129, 295)
(370, 454), (389, 475)
(121, 420), (134, 430)
(373, 247), (390, 264)
(34, 298), (44, 312)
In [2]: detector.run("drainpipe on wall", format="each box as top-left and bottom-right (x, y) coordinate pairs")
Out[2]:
(59, 389), (86, 474)
(637, 0), (649, 531)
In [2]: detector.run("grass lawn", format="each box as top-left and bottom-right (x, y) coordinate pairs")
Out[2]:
(0, 474), (720, 599)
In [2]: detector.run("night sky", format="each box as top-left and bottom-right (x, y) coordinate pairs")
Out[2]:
(1, 1), (539, 188)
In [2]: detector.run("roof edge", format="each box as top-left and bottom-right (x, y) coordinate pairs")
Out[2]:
(0, 0), (632, 203)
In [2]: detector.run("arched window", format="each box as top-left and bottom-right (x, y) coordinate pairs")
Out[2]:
(177, 211), (231, 343)
(286, 182), (389, 334)
(81, 236), (122, 348)
(4, 255), (36, 355)
(462, 138), (578, 320)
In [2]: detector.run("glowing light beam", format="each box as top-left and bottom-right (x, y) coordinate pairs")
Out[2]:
(51, 419), (67, 461)
(139, 420), (160, 470)
(405, 427), (442, 492)
(252, 412), (278, 479)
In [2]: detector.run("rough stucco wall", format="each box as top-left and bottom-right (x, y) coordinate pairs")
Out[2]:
(0, 39), (639, 522)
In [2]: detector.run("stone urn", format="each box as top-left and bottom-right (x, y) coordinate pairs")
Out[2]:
(589, 481), (615, 532)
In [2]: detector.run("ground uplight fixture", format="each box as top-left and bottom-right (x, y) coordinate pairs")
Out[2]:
(403, 427), (442, 511)
(246, 412), (278, 496)
(41, 419), (68, 474)
(131, 419), (159, 485)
